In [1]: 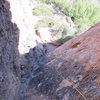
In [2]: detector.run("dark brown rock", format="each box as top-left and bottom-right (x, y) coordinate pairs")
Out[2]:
(26, 22), (100, 100)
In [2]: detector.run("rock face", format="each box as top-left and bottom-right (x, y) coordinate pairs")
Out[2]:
(0, 0), (100, 100)
(26, 22), (100, 100)
(0, 0), (20, 100)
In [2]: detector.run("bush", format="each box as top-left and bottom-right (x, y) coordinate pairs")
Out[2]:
(41, 0), (51, 3)
(71, 0), (100, 26)
(46, 0), (100, 34)
(55, 24), (76, 43)
(35, 17), (57, 28)
(33, 4), (55, 16)
(37, 0), (100, 43)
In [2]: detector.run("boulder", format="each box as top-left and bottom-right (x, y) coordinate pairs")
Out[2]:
(26, 22), (100, 100)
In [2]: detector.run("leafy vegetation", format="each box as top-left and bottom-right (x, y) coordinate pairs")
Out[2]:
(33, 4), (55, 16)
(55, 24), (76, 43)
(35, 17), (57, 28)
(34, 0), (100, 43)
(41, 0), (50, 3)
(40, 0), (100, 33)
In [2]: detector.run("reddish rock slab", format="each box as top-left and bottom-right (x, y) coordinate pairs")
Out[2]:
(26, 22), (100, 100)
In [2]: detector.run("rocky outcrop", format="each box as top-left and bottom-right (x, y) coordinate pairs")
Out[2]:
(0, 0), (100, 100)
(0, 0), (39, 100)
(25, 22), (100, 100)
(0, 0), (20, 100)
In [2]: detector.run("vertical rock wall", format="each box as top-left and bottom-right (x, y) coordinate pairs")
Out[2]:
(0, 0), (20, 100)
(0, 0), (100, 100)
(0, 0), (46, 100)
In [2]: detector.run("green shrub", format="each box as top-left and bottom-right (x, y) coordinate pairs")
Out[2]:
(33, 4), (55, 16)
(55, 24), (76, 43)
(35, 0), (100, 43)
(71, 0), (100, 26)
(48, 0), (100, 34)
(35, 17), (57, 28)
(75, 23), (89, 34)
(53, 0), (100, 23)
(41, 0), (50, 3)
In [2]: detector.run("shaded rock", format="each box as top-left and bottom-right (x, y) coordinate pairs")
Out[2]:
(27, 22), (100, 100)
(1, 0), (100, 100)
(0, 0), (20, 100)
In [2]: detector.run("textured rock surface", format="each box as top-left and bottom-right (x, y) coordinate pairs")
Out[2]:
(0, 0), (40, 100)
(25, 22), (100, 100)
(0, 0), (20, 100)
(0, 0), (100, 100)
